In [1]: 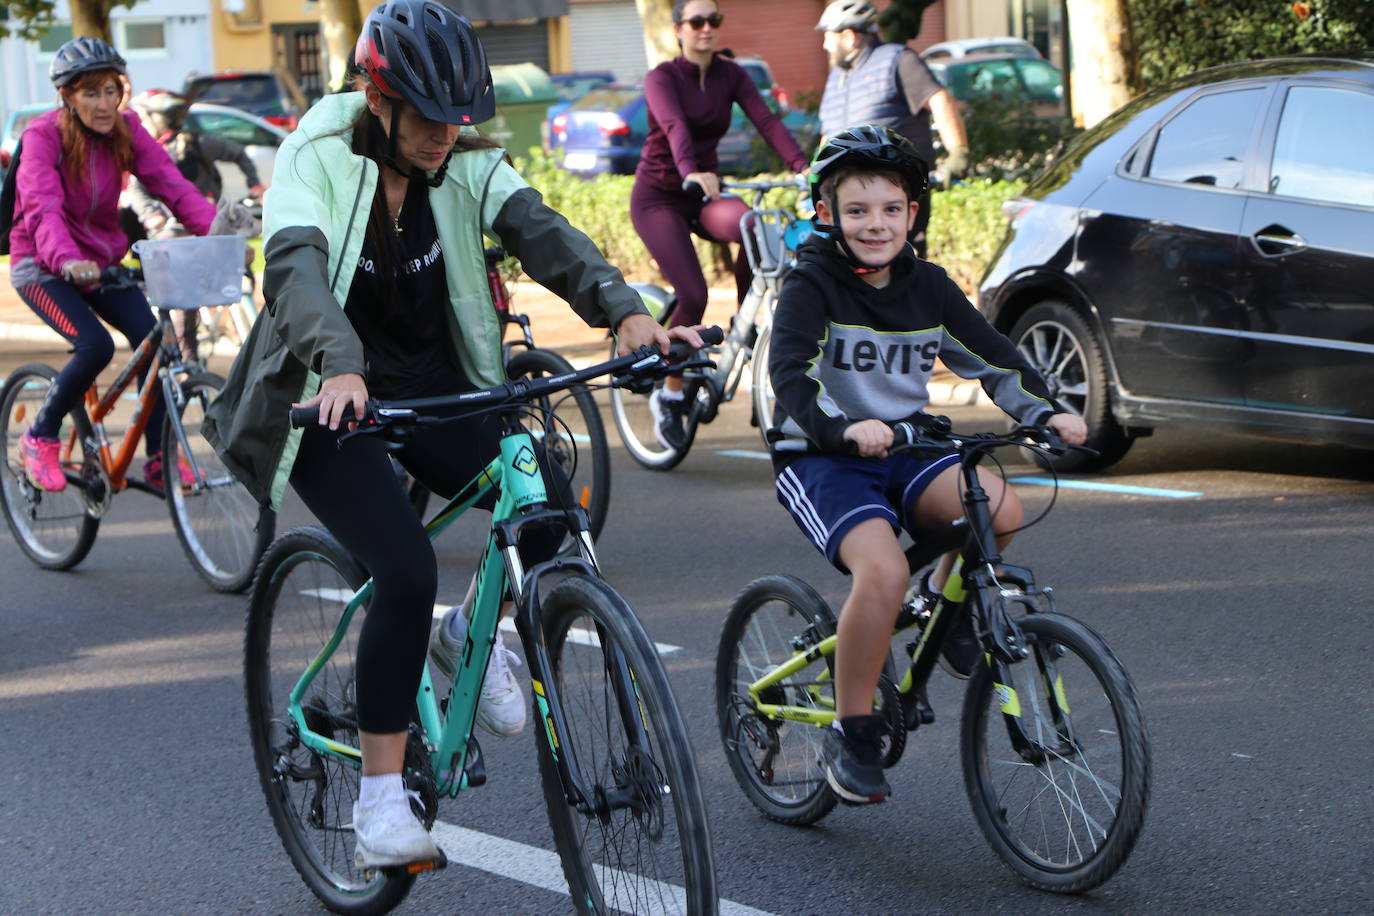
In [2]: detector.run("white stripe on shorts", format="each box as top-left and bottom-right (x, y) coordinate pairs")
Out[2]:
(777, 466), (828, 550)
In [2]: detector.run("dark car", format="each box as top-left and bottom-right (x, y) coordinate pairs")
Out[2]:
(549, 81), (819, 178)
(979, 54), (1374, 470)
(183, 69), (310, 132)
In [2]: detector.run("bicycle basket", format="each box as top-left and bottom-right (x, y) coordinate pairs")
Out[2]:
(132, 235), (246, 309)
(741, 210), (803, 279)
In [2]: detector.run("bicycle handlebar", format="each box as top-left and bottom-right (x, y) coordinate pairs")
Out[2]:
(289, 326), (726, 429)
(98, 264), (144, 287)
(681, 175), (808, 202)
(888, 414), (1095, 459)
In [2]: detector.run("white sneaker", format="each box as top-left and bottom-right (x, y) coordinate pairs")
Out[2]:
(352, 790), (439, 868)
(476, 629), (527, 737)
(648, 388), (688, 450)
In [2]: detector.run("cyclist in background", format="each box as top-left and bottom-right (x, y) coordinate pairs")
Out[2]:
(631, 0), (808, 450)
(202, 0), (699, 869)
(7, 38), (218, 493)
(768, 125), (1085, 804)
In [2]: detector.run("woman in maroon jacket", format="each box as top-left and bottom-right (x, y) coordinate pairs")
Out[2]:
(632, 0), (808, 449)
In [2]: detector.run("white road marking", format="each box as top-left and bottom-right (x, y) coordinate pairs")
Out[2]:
(716, 449), (771, 460)
(428, 821), (778, 916)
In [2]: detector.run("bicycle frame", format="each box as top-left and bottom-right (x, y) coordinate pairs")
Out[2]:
(65, 311), (198, 495)
(283, 414), (646, 815)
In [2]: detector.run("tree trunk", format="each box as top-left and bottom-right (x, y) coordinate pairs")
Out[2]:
(635, 0), (678, 68)
(1065, 0), (1138, 128)
(69, 0), (112, 43)
(319, 0), (363, 94)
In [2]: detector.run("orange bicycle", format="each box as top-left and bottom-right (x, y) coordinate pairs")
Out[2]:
(0, 259), (273, 591)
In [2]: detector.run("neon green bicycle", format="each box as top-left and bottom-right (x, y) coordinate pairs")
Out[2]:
(245, 335), (723, 914)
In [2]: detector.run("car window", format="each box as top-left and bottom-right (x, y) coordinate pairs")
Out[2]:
(190, 76), (283, 114)
(187, 111), (281, 148)
(967, 60), (1020, 96)
(1146, 88), (1265, 189)
(1015, 60), (1061, 100)
(11, 112), (43, 139)
(1268, 85), (1374, 207)
(553, 76), (612, 103)
(739, 62), (772, 90)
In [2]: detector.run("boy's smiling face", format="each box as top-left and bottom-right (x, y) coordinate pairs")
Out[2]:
(817, 172), (919, 284)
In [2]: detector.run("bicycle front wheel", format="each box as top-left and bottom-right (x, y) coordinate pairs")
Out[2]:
(716, 574), (838, 825)
(0, 364), (100, 570)
(750, 324), (776, 451)
(962, 612), (1150, 893)
(164, 371), (275, 592)
(505, 347), (611, 541)
(537, 574), (718, 915)
(606, 339), (691, 471)
(245, 527), (416, 915)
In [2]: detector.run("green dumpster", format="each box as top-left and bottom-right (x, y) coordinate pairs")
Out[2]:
(487, 63), (557, 158)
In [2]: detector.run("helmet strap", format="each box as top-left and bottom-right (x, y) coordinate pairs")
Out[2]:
(425, 150), (452, 188)
(382, 105), (409, 178)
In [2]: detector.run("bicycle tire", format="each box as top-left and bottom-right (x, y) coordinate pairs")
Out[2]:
(750, 323), (776, 451)
(536, 573), (718, 915)
(961, 612), (1150, 893)
(0, 363), (100, 570)
(245, 526), (417, 915)
(606, 339), (693, 471)
(164, 371), (274, 592)
(505, 347), (611, 541)
(715, 574), (839, 825)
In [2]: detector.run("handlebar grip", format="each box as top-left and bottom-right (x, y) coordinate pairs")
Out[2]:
(289, 405), (321, 428)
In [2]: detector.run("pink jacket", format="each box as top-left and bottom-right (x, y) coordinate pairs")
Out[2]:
(8, 108), (216, 275)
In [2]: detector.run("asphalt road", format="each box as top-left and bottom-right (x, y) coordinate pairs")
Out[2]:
(2, 339), (1373, 915)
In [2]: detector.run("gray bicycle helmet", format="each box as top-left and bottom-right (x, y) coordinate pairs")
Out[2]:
(131, 89), (191, 132)
(49, 37), (127, 88)
(354, 0), (495, 126)
(815, 0), (879, 33)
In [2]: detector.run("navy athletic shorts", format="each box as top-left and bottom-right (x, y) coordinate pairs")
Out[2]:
(775, 451), (960, 571)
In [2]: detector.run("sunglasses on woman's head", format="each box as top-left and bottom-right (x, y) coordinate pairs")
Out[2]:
(679, 13), (724, 29)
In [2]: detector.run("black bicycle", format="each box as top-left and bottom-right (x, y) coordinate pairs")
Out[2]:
(716, 417), (1151, 892)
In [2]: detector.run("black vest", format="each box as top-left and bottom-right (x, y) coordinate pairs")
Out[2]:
(820, 42), (921, 142)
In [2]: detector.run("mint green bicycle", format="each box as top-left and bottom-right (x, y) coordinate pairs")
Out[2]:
(244, 336), (722, 914)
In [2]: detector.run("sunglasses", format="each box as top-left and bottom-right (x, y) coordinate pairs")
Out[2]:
(678, 13), (724, 30)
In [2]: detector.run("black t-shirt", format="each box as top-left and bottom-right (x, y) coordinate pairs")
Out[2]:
(345, 176), (469, 399)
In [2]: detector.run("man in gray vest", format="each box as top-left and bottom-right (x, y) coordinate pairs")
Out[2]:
(816, 0), (969, 257)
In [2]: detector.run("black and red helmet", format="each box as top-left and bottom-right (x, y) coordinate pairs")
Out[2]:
(49, 37), (127, 89)
(354, 0), (495, 126)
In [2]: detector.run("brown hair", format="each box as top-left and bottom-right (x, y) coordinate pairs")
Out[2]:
(818, 165), (915, 207)
(58, 69), (133, 184)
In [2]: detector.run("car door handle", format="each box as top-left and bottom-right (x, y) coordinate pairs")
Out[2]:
(1251, 224), (1307, 257)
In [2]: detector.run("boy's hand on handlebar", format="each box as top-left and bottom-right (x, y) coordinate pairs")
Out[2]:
(296, 372), (368, 431)
(1047, 412), (1088, 446)
(845, 419), (894, 458)
(615, 313), (705, 356)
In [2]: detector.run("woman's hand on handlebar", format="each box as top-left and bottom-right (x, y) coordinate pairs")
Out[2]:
(844, 418), (894, 458)
(614, 312), (706, 356)
(62, 259), (101, 288)
(295, 372), (368, 431)
(683, 171), (721, 200)
(1047, 412), (1088, 446)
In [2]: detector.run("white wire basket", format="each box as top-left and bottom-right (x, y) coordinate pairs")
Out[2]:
(132, 235), (246, 309)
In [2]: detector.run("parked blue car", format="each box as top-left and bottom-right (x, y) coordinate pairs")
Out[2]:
(540, 71), (616, 151)
(549, 83), (819, 177)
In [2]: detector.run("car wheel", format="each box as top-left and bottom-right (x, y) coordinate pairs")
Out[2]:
(1010, 301), (1133, 472)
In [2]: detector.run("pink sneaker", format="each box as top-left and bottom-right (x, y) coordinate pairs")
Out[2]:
(144, 452), (196, 492)
(20, 429), (67, 492)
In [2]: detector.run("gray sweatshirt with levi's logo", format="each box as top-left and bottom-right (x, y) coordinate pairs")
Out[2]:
(768, 240), (1059, 462)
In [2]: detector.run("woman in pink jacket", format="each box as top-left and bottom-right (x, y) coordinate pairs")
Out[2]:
(8, 37), (216, 492)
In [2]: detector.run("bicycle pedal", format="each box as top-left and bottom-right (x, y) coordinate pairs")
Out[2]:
(903, 688), (935, 731)
(382, 848), (448, 877)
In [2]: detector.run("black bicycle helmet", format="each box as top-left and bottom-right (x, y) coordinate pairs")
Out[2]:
(808, 125), (930, 271)
(815, 0), (879, 33)
(50, 37), (127, 88)
(354, 0), (495, 126)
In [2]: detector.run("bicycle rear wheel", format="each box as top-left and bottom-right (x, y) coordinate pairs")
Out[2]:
(0, 364), (100, 570)
(245, 527), (417, 915)
(606, 339), (692, 471)
(536, 574), (717, 915)
(962, 612), (1150, 893)
(716, 575), (839, 824)
(164, 371), (274, 592)
(505, 347), (611, 541)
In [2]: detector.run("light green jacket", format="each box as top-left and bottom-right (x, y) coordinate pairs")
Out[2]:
(203, 92), (646, 509)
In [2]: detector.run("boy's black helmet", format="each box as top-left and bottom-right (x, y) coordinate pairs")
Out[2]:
(50, 37), (127, 88)
(808, 124), (930, 213)
(354, 0), (495, 125)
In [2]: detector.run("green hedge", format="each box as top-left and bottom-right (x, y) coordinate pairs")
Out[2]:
(513, 149), (1023, 296)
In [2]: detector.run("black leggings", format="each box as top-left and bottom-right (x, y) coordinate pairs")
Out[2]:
(290, 411), (570, 734)
(16, 277), (166, 453)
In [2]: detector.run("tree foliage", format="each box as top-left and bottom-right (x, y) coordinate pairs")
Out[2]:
(0, 0), (137, 41)
(1130, 0), (1374, 88)
(878, 0), (938, 44)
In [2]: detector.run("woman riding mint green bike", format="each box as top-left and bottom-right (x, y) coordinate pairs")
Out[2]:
(203, 0), (704, 879)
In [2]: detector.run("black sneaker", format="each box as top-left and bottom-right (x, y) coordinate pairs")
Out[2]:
(937, 600), (981, 679)
(820, 714), (891, 804)
(649, 388), (689, 451)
